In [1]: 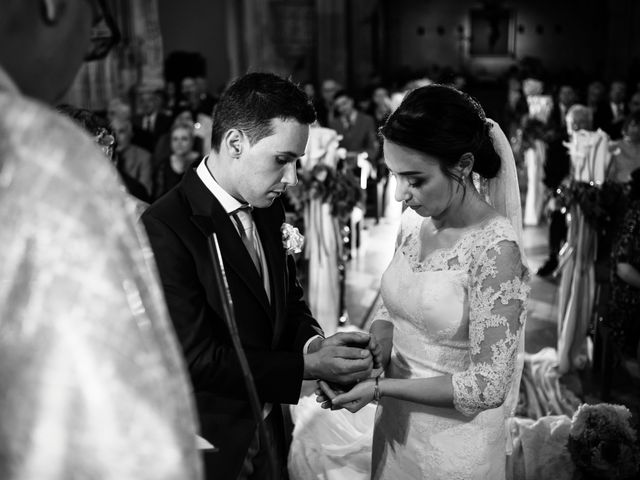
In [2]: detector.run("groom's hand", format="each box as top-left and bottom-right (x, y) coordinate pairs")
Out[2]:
(303, 332), (373, 384)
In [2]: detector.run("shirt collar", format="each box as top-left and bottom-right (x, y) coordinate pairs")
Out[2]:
(196, 156), (247, 214)
(0, 64), (20, 95)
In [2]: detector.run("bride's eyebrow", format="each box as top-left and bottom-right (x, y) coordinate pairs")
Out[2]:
(396, 170), (425, 176)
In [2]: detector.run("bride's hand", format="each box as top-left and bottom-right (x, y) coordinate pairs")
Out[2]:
(331, 378), (376, 413)
(315, 380), (349, 410)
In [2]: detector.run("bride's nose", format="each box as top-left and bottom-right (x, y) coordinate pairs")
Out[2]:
(394, 179), (411, 203)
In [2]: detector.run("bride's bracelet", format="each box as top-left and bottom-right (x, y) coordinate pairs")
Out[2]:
(373, 376), (381, 401)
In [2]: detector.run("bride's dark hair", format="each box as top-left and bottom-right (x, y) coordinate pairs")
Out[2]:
(380, 84), (501, 181)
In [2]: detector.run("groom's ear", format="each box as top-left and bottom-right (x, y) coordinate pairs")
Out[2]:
(223, 129), (243, 158)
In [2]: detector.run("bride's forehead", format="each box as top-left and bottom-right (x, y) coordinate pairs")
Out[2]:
(384, 142), (441, 172)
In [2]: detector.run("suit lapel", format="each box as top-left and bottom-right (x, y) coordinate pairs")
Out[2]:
(181, 168), (272, 318)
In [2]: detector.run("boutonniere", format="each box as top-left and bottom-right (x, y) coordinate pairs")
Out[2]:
(281, 222), (304, 255)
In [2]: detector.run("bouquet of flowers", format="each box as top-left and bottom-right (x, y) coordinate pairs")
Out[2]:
(567, 403), (640, 480)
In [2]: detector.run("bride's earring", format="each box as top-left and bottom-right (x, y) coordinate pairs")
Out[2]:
(40, 0), (58, 25)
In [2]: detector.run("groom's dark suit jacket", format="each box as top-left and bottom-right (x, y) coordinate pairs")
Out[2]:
(142, 167), (321, 479)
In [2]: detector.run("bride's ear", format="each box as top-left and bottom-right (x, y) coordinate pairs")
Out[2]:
(457, 152), (474, 177)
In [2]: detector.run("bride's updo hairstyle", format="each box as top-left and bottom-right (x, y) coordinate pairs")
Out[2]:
(380, 84), (501, 182)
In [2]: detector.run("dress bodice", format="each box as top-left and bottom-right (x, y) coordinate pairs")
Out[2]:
(380, 208), (529, 415)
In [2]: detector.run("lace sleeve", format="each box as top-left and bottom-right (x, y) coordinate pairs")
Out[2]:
(452, 239), (529, 417)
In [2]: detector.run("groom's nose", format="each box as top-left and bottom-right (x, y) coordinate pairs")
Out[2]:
(281, 162), (298, 186)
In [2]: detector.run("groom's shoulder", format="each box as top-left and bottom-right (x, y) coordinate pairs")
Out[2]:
(143, 187), (190, 229)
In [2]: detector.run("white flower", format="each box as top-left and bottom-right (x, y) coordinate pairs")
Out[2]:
(281, 223), (304, 255)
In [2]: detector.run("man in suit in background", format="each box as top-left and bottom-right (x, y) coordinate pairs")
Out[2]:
(588, 80), (614, 137)
(606, 80), (628, 140)
(330, 89), (379, 163)
(143, 72), (378, 480)
(538, 84), (576, 277)
(330, 89), (379, 223)
(133, 86), (173, 152)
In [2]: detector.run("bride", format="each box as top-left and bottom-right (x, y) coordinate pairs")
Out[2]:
(320, 84), (530, 479)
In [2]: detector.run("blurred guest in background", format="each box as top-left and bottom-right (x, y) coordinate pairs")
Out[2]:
(628, 91), (640, 115)
(181, 75), (216, 117)
(331, 89), (379, 221)
(330, 89), (378, 163)
(588, 80), (613, 135)
(606, 80), (628, 140)
(58, 104), (151, 206)
(503, 77), (529, 144)
(132, 87), (172, 153)
(536, 84), (576, 276)
(607, 111), (640, 183)
(608, 167), (640, 364)
(316, 78), (340, 127)
(111, 115), (153, 199)
(153, 119), (200, 200)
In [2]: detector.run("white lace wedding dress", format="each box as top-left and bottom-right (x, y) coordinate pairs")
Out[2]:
(372, 208), (529, 480)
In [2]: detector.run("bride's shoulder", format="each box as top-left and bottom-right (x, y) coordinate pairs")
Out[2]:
(479, 215), (519, 244)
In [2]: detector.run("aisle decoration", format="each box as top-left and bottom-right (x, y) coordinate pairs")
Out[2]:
(556, 128), (611, 374)
(286, 126), (363, 335)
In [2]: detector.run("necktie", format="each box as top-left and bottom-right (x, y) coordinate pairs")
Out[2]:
(231, 208), (262, 277)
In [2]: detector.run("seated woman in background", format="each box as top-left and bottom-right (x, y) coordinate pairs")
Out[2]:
(152, 120), (200, 200)
(607, 111), (640, 183)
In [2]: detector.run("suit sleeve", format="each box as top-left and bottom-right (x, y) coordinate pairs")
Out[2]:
(280, 252), (324, 352)
(143, 211), (305, 404)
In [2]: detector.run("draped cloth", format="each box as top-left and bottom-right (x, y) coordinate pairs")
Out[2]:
(0, 92), (200, 479)
(557, 129), (611, 374)
(303, 126), (342, 336)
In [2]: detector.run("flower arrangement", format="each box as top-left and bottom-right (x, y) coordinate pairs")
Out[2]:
(556, 180), (628, 234)
(286, 163), (363, 222)
(567, 403), (640, 480)
(281, 222), (304, 255)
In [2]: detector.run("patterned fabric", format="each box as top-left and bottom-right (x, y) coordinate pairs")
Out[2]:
(372, 208), (529, 480)
(608, 200), (640, 352)
(0, 92), (200, 479)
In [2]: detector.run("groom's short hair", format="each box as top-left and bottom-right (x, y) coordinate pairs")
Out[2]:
(210, 72), (316, 152)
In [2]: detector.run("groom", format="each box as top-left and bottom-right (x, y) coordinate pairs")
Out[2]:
(142, 72), (377, 479)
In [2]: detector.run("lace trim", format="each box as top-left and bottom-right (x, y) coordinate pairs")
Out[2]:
(399, 210), (517, 273)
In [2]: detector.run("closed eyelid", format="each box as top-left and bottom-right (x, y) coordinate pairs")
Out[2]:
(276, 155), (299, 163)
